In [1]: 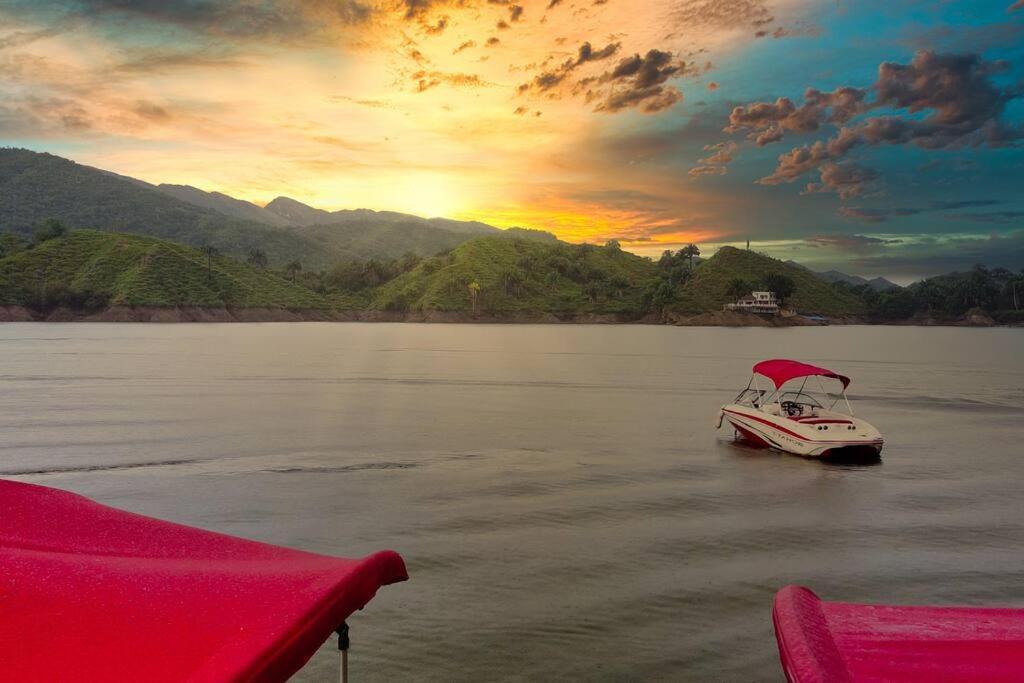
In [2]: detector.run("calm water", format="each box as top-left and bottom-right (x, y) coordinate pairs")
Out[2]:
(2, 323), (1023, 681)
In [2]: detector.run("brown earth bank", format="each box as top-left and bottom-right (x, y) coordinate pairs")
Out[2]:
(0, 305), (1017, 326)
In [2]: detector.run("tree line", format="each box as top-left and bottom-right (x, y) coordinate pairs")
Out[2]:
(834, 265), (1024, 322)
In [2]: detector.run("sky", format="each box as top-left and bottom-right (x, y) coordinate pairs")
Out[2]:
(1, 0), (1022, 282)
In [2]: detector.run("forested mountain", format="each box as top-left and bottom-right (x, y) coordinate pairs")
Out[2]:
(157, 184), (295, 227)
(0, 149), (333, 267)
(0, 149), (511, 270)
(816, 270), (899, 292)
(264, 196), (499, 235)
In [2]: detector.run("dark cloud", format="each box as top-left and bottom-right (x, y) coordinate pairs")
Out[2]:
(805, 233), (900, 251)
(486, 37), (501, 46)
(517, 39), (689, 114)
(802, 162), (878, 200)
(945, 211), (1024, 224)
(518, 41), (621, 93)
(587, 49), (687, 113)
(402, 0), (439, 19)
(453, 40), (475, 54)
(733, 51), (1023, 194)
(509, 4), (524, 21)
(131, 100), (172, 122)
(547, 0), (563, 8)
(727, 87), (868, 145)
(847, 230), (1024, 279)
(840, 199), (1003, 223)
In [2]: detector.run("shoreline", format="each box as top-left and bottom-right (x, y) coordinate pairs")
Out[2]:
(0, 304), (1016, 327)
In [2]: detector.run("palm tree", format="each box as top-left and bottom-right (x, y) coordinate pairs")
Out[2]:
(763, 272), (795, 306)
(658, 250), (674, 270)
(284, 260), (303, 283)
(468, 281), (480, 314)
(726, 277), (752, 300)
(246, 248), (268, 269)
(680, 243), (701, 270)
(200, 245), (219, 281)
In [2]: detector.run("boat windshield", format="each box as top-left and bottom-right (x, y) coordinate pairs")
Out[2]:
(735, 374), (853, 415)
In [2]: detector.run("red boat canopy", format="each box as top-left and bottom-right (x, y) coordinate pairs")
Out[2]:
(0, 479), (407, 682)
(773, 585), (1024, 682)
(753, 359), (851, 390)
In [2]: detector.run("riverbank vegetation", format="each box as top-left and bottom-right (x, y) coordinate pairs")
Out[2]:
(1, 222), (1019, 325)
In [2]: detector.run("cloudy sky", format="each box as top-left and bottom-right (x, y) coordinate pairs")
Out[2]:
(1, 0), (1022, 281)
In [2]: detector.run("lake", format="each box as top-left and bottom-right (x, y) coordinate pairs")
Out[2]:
(2, 323), (1023, 681)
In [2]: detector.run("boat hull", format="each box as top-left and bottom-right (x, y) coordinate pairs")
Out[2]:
(721, 405), (883, 458)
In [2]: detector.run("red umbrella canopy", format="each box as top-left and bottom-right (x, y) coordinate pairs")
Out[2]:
(753, 359), (851, 390)
(0, 479), (407, 682)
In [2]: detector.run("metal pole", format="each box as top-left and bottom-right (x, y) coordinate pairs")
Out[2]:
(337, 623), (350, 683)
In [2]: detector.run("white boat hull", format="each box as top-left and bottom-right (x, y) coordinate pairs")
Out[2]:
(720, 405), (883, 458)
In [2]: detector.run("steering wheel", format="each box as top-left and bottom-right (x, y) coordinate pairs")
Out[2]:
(781, 401), (801, 417)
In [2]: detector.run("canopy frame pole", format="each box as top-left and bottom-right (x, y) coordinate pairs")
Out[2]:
(815, 375), (835, 411)
(337, 623), (350, 683)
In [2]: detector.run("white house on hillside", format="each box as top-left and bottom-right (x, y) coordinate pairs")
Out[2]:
(725, 291), (779, 314)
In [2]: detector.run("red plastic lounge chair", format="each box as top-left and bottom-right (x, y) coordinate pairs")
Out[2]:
(773, 585), (1024, 682)
(0, 479), (407, 682)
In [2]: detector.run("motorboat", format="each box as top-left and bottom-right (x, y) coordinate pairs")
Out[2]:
(716, 358), (883, 458)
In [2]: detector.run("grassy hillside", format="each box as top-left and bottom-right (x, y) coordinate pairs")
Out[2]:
(371, 236), (660, 315)
(674, 246), (866, 316)
(0, 230), (329, 310)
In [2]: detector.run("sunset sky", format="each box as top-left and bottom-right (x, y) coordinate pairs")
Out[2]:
(1, 0), (1022, 281)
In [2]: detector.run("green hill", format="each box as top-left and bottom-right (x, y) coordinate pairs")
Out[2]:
(673, 246), (866, 316)
(0, 230), (329, 311)
(371, 236), (660, 315)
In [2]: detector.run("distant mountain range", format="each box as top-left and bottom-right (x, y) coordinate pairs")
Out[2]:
(786, 261), (900, 291)
(0, 148), (519, 269)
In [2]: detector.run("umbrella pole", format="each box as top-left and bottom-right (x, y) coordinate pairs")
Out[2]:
(337, 623), (350, 683)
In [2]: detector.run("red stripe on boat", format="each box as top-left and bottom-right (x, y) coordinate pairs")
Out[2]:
(723, 410), (880, 445)
(0, 479), (408, 682)
(733, 423), (771, 448)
